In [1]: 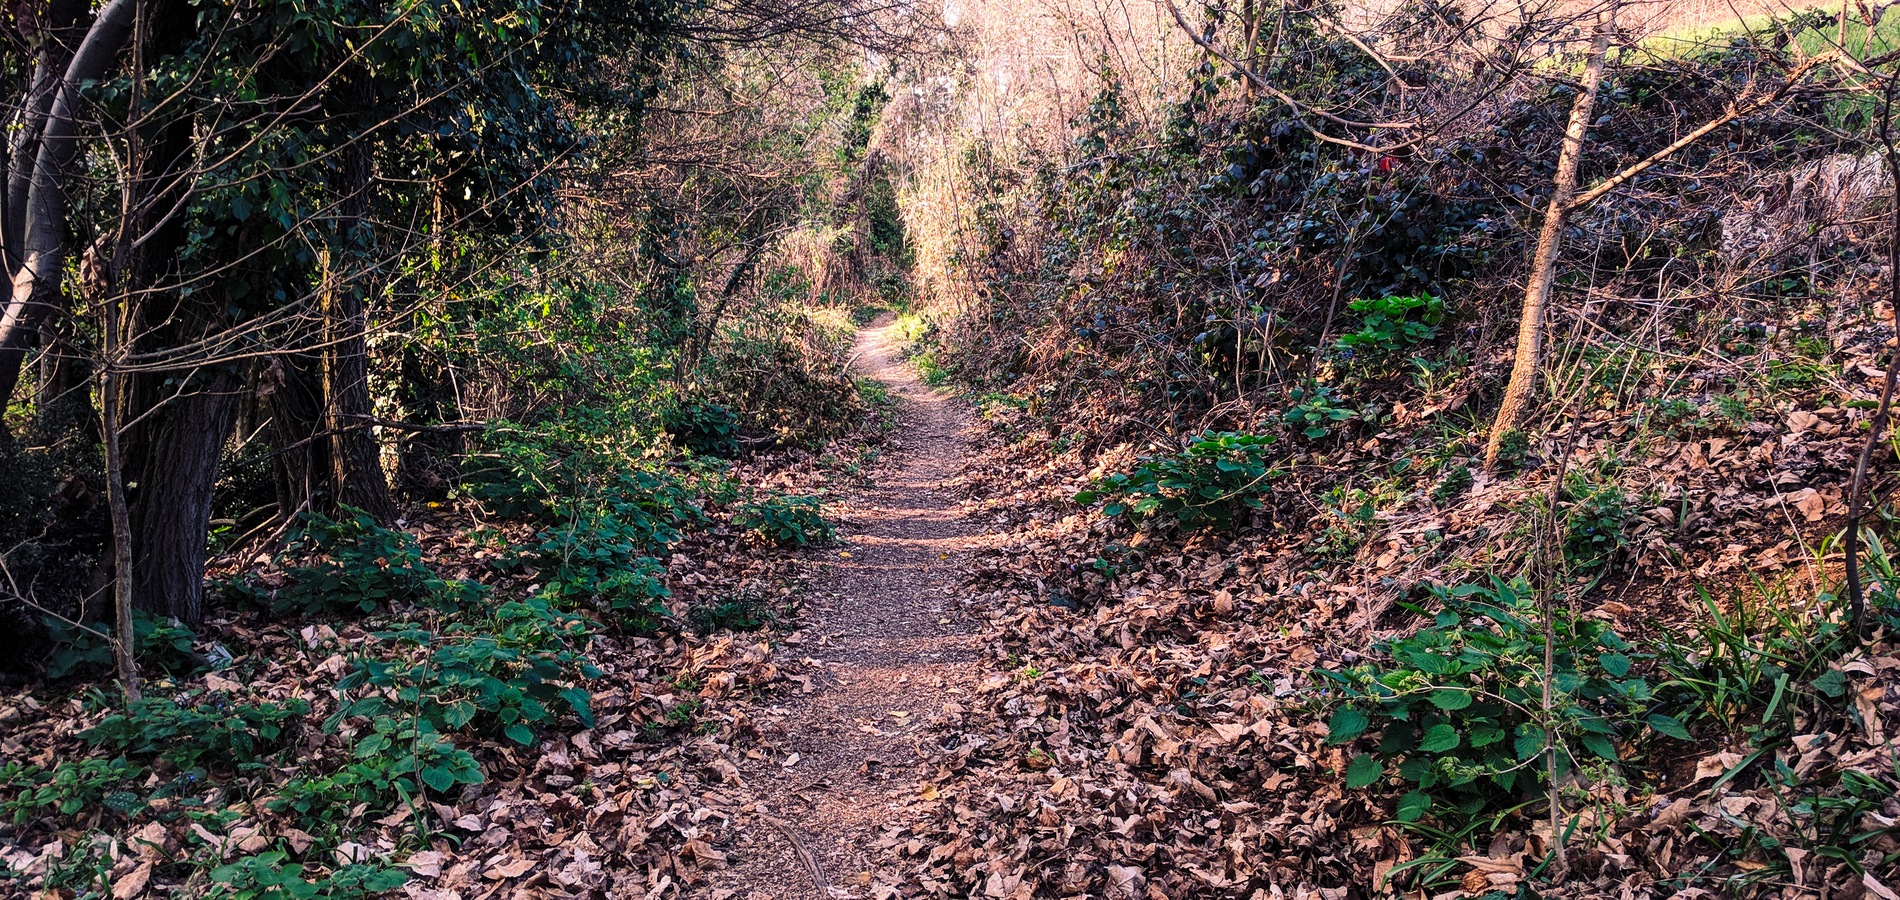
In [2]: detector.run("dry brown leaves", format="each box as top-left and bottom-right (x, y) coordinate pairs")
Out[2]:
(869, 346), (1900, 898)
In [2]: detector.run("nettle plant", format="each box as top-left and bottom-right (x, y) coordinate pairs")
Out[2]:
(236, 509), (460, 616)
(332, 598), (598, 750)
(1315, 577), (1687, 823)
(1282, 384), (1356, 439)
(1074, 431), (1281, 529)
(1336, 293), (1446, 361)
(737, 493), (834, 546)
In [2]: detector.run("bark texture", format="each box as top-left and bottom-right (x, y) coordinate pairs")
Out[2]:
(1484, 10), (1613, 469)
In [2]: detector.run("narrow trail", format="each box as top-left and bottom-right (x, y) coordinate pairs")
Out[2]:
(710, 316), (984, 899)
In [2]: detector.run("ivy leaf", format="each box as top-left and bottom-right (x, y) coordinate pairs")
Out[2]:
(1647, 713), (1692, 740)
(1327, 708), (1369, 744)
(1419, 723), (1460, 753)
(1599, 652), (1632, 677)
(1345, 753), (1383, 788)
(1395, 790), (1430, 823)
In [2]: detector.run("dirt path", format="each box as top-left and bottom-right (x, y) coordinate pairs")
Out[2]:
(708, 316), (983, 899)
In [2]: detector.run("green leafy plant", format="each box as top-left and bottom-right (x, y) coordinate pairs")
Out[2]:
(267, 723), (478, 819)
(1315, 577), (1681, 825)
(83, 693), (309, 772)
(42, 611), (205, 681)
(0, 757), (144, 824)
(1074, 431), (1280, 528)
(331, 598), (598, 748)
(1282, 384), (1356, 439)
(207, 852), (408, 899)
(1494, 428), (1531, 468)
(241, 509), (455, 616)
(1309, 486), (1377, 559)
(736, 494), (834, 546)
(1432, 465), (1473, 504)
(689, 585), (780, 632)
(1336, 293), (1446, 358)
(664, 398), (740, 458)
(1562, 476), (1627, 571)
(334, 600), (596, 748)
(532, 516), (672, 630)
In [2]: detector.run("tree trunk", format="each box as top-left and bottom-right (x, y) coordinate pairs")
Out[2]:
(0, 0), (137, 411)
(34, 310), (94, 439)
(320, 249), (395, 519)
(5, 0), (91, 272)
(125, 362), (243, 624)
(1484, 8), (1614, 469)
(267, 93), (394, 522)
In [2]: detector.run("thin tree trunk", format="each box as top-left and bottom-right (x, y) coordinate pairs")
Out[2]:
(102, 284), (138, 701)
(1484, 7), (1614, 469)
(320, 246), (395, 520)
(1843, 79), (1900, 639)
(265, 126), (394, 522)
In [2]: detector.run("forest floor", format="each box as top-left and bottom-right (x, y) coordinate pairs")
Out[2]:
(705, 316), (987, 899)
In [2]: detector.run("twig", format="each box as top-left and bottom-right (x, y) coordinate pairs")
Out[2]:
(1843, 73), (1900, 638)
(761, 813), (830, 895)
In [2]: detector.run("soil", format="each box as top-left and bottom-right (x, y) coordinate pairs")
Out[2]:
(706, 316), (985, 899)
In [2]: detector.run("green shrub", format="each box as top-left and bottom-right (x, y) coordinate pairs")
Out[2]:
(521, 468), (703, 630)
(664, 398), (740, 458)
(268, 723), (479, 817)
(1493, 428), (1531, 467)
(1337, 293), (1446, 359)
(83, 693), (309, 771)
(332, 598), (597, 748)
(1431, 466), (1472, 504)
(241, 509), (456, 616)
(0, 757), (144, 823)
(532, 517), (672, 630)
(207, 851), (408, 899)
(1075, 431), (1280, 528)
(737, 494), (833, 546)
(689, 587), (779, 633)
(42, 611), (205, 681)
(1562, 477), (1627, 571)
(1282, 384), (1356, 439)
(699, 303), (864, 448)
(1315, 577), (1683, 825)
